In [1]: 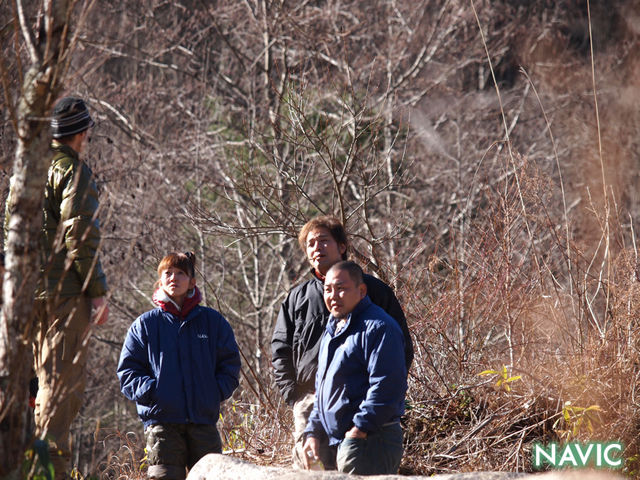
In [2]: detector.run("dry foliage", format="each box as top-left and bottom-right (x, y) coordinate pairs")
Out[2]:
(2, 0), (640, 478)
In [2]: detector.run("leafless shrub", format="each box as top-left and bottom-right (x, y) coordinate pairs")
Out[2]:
(3, 0), (640, 477)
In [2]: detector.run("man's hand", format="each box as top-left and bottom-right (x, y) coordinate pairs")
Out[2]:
(91, 296), (109, 325)
(301, 436), (320, 470)
(345, 426), (367, 439)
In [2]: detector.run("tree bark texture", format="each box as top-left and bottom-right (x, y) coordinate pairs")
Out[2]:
(0, 0), (71, 476)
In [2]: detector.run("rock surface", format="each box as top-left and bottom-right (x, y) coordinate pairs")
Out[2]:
(186, 454), (622, 480)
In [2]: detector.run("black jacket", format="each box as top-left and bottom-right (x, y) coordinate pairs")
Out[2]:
(271, 271), (413, 405)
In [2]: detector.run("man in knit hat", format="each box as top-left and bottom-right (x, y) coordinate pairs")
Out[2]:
(5, 96), (109, 478)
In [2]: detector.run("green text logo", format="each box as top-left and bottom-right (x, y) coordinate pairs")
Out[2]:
(533, 442), (623, 469)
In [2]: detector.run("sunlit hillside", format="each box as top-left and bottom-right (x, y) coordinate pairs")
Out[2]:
(1, 0), (640, 477)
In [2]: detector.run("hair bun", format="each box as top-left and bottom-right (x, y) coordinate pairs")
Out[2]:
(184, 251), (196, 265)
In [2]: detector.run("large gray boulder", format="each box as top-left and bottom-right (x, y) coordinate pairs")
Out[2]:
(186, 454), (622, 480)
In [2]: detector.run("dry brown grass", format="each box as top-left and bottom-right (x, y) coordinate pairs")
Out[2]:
(95, 148), (640, 478)
(391, 149), (640, 476)
(55, 1), (640, 478)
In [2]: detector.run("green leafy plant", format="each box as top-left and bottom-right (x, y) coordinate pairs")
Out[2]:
(140, 447), (149, 471)
(553, 401), (602, 441)
(22, 440), (54, 480)
(219, 401), (254, 452)
(478, 366), (522, 392)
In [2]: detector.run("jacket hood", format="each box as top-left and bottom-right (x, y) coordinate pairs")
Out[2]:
(152, 285), (202, 318)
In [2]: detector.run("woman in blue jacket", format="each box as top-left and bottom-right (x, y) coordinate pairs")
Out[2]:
(117, 252), (241, 480)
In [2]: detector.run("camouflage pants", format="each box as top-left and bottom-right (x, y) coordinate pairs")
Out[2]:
(145, 423), (222, 480)
(291, 392), (336, 470)
(33, 296), (91, 480)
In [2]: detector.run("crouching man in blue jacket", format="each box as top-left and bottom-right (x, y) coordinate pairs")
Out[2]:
(117, 252), (241, 480)
(302, 261), (408, 475)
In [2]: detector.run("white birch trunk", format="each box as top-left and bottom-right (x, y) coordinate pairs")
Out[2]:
(0, 0), (71, 475)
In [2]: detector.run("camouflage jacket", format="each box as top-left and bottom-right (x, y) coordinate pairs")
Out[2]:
(5, 143), (108, 299)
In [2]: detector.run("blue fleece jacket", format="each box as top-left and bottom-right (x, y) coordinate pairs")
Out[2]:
(304, 296), (407, 446)
(117, 301), (241, 427)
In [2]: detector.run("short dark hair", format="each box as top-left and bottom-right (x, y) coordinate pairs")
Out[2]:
(298, 215), (348, 260)
(327, 260), (363, 286)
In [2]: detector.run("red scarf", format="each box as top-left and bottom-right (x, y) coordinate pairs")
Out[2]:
(152, 286), (202, 319)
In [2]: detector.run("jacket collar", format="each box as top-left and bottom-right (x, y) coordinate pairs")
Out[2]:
(152, 285), (202, 319)
(309, 268), (325, 283)
(51, 141), (79, 159)
(352, 295), (372, 316)
(327, 295), (372, 335)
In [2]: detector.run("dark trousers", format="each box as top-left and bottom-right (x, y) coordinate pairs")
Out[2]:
(145, 423), (222, 480)
(335, 422), (403, 475)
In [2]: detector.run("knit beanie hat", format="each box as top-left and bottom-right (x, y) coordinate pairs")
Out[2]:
(51, 97), (95, 138)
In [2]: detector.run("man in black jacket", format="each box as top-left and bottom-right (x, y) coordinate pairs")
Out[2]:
(271, 215), (413, 469)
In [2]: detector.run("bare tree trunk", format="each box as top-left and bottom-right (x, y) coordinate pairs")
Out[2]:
(0, 0), (72, 475)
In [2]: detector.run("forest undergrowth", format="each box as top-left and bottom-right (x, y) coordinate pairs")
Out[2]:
(89, 152), (640, 478)
(4, 1), (640, 478)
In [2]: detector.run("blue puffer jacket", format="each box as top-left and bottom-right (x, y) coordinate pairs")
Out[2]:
(304, 296), (407, 446)
(117, 289), (241, 427)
